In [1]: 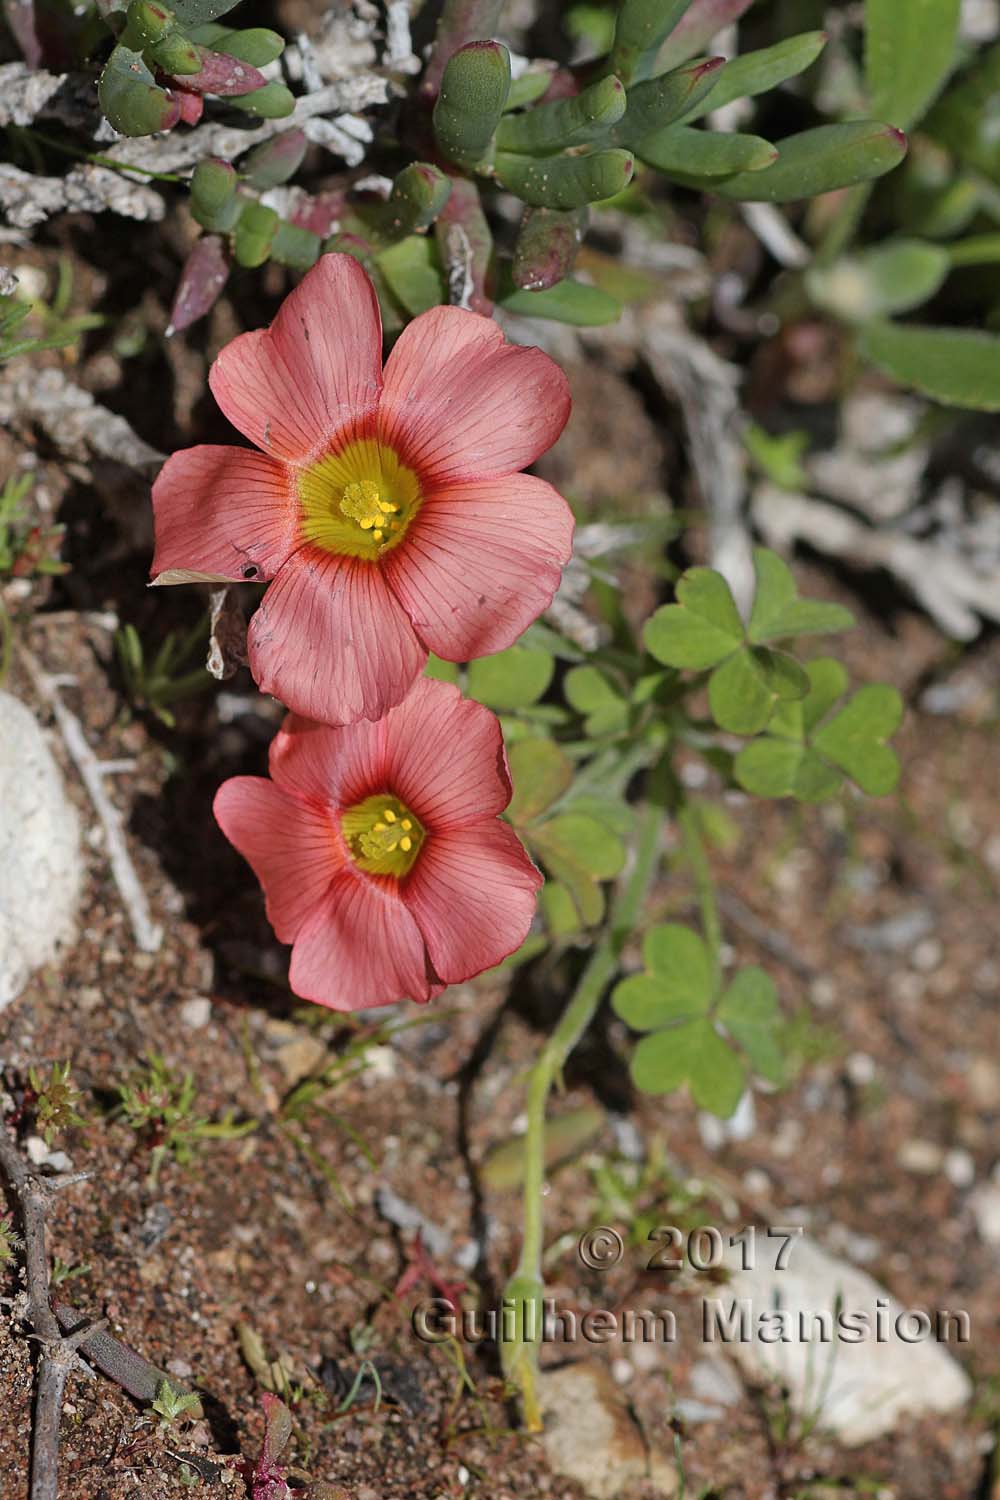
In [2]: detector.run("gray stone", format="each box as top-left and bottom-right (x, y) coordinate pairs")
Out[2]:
(539, 1361), (676, 1498)
(0, 692), (82, 1008)
(705, 1231), (972, 1445)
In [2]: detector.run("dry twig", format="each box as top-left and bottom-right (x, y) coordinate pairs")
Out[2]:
(0, 1125), (100, 1500)
(19, 645), (163, 954)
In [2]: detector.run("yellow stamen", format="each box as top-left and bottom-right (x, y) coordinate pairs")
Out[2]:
(299, 439), (423, 564)
(341, 793), (426, 877)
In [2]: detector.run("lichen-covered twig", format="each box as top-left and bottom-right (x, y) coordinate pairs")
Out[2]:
(639, 303), (755, 613)
(19, 646), (163, 954)
(0, 366), (164, 470)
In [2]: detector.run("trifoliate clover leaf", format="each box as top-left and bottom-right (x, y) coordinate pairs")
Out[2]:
(734, 658), (903, 801)
(564, 664), (630, 738)
(747, 549), (855, 643)
(811, 684), (904, 796)
(529, 812), (626, 926)
(506, 738), (574, 825)
(644, 549), (851, 735)
(467, 644), (554, 709)
(612, 923), (790, 1116)
(644, 566), (744, 670)
(632, 1020), (746, 1116)
(506, 738), (633, 936)
(707, 645), (810, 736)
(716, 968), (786, 1086)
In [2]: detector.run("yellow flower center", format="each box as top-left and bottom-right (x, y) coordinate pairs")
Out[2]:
(341, 794), (425, 878)
(299, 439), (421, 563)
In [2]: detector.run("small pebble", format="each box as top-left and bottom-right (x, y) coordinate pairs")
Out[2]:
(897, 1139), (944, 1175)
(25, 1135), (48, 1165)
(611, 1358), (634, 1385)
(944, 1148), (975, 1188)
(742, 1168), (772, 1198)
(846, 1052), (876, 1086)
(912, 938), (943, 973)
(180, 996), (212, 1030)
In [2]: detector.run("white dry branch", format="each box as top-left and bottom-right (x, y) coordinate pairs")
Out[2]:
(101, 77), (389, 177)
(753, 482), (1000, 641)
(0, 366), (164, 470)
(638, 302), (755, 612)
(19, 647), (164, 954)
(0, 66), (389, 227)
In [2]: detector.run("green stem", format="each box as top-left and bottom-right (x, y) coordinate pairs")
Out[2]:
(24, 128), (185, 184)
(504, 759), (668, 1427)
(677, 801), (721, 979)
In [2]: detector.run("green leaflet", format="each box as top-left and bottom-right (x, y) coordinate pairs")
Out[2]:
(865, 0), (961, 129)
(734, 658), (903, 802)
(644, 549), (854, 736)
(493, 149), (635, 209)
(860, 322), (1000, 412)
(433, 41), (511, 171)
(612, 922), (788, 1114)
(495, 74), (627, 155)
(699, 121), (908, 202)
(807, 240), (951, 323)
(681, 31), (827, 122)
(635, 124), (776, 178)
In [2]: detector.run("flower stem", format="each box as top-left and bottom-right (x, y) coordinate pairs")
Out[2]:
(502, 760), (669, 1429)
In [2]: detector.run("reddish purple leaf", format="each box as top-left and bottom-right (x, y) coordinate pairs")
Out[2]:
(290, 190), (345, 238)
(658, 0), (756, 69)
(421, 0), (505, 96)
(434, 175), (494, 313)
(168, 235), (230, 335)
(512, 206), (586, 292)
(171, 46), (267, 98)
(4, 0), (41, 67)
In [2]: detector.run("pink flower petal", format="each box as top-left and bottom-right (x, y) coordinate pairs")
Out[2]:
(151, 445), (298, 585)
(289, 869), (434, 1008)
(209, 254), (383, 463)
(378, 305), (570, 483)
(268, 713), (389, 813)
(380, 678), (513, 831)
(384, 474), (574, 659)
(248, 548), (427, 724)
(213, 776), (342, 943)
(402, 822), (541, 983)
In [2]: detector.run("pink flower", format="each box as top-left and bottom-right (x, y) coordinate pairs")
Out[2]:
(213, 678), (542, 1009)
(152, 254), (572, 725)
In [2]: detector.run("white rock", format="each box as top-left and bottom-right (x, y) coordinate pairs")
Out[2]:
(897, 1138), (944, 1174)
(25, 1134), (49, 1164)
(179, 996), (212, 1030)
(689, 1355), (743, 1407)
(539, 1362), (676, 1498)
(944, 1149), (976, 1189)
(702, 1231), (972, 1445)
(970, 1181), (1000, 1246)
(0, 692), (81, 1008)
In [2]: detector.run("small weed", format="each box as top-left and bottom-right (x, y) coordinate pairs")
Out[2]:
(151, 1378), (202, 1429)
(583, 1138), (712, 1251)
(115, 616), (212, 728)
(28, 1060), (86, 1146)
(117, 1052), (256, 1186)
(0, 1212), (24, 1266)
(50, 1257), (90, 1287)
